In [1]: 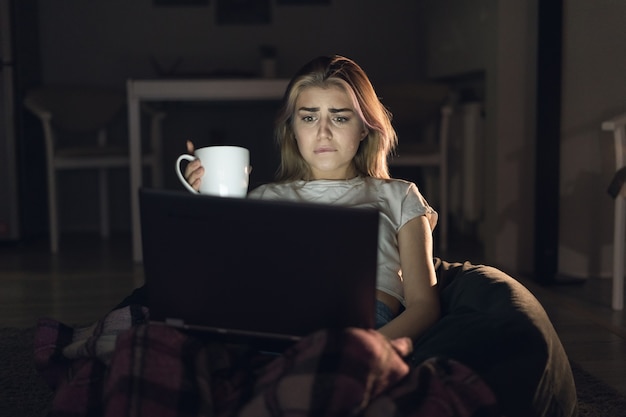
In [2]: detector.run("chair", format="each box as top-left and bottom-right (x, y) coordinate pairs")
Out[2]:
(602, 111), (626, 310)
(24, 85), (165, 253)
(379, 83), (453, 251)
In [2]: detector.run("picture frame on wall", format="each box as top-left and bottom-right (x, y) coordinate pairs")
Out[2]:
(276, 0), (331, 4)
(154, 0), (209, 6)
(216, 0), (271, 25)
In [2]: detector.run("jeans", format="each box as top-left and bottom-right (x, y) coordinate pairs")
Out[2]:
(375, 299), (396, 329)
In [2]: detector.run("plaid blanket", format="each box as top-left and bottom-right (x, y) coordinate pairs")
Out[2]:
(34, 306), (499, 417)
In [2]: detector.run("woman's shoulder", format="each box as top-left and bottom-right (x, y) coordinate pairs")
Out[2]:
(247, 183), (275, 199)
(366, 177), (418, 195)
(247, 181), (303, 199)
(248, 183), (269, 197)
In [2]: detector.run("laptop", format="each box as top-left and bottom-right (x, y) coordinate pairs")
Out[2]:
(139, 188), (379, 351)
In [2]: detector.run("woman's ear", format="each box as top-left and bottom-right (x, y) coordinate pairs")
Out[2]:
(361, 128), (369, 141)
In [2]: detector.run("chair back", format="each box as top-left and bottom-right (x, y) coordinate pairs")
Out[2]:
(24, 86), (125, 133)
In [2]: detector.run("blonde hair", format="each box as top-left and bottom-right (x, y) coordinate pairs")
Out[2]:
(274, 55), (397, 181)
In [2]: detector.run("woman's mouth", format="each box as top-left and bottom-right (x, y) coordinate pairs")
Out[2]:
(314, 147), (336, 154)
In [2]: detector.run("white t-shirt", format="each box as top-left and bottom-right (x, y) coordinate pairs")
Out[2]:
(247, 176), (438, 305)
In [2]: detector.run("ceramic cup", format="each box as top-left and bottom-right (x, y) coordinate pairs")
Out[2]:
(175, 145), (251, 197)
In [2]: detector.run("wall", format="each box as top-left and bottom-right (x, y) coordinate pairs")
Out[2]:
(487, 1), (537, 276)
(418, 0), (538, 275)
(35, 0), (424, 232)
(38, 1), (423, 86)
(559, 0), (626, 279)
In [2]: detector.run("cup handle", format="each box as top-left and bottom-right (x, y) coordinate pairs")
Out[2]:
(175, 154), (200, 194)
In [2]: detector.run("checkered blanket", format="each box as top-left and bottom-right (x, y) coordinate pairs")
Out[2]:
(34, 305), (499, 417)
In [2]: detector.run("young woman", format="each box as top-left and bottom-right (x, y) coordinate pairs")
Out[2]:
(185, 55), (440, 341)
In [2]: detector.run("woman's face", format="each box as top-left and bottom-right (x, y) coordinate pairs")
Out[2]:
(292, 85), (368, 180)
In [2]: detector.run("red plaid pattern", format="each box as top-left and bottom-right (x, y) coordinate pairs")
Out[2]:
(34, 308), (499, 417)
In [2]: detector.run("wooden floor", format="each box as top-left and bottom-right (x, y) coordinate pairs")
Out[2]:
(1, 232), (625, 397)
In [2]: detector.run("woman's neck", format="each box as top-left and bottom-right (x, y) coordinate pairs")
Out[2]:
(309, 166), (358, 181)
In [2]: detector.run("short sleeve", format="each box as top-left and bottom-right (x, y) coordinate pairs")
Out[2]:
(400, 183), (438, 232)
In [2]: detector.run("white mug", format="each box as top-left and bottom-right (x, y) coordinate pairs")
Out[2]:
(175, 146), (251, 197)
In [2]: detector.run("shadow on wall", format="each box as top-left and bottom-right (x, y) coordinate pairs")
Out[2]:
(559, 170), (615, 278)
(492, 142), (535, 274)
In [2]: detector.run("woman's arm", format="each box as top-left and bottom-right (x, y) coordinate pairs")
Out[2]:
(377, 215), (441, 341)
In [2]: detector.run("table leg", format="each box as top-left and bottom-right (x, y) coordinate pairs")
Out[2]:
(127, 83), (143, 263)
(614, 197), (625, 310)
(612, 126), (626, 310)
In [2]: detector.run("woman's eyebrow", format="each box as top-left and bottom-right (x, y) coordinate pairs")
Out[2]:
(296, 107), (354, 113)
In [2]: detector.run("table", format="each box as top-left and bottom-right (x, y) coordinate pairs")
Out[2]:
(127, 78), (290, 262)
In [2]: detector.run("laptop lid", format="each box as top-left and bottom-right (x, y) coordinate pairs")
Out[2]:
(139, 188), (379, 347)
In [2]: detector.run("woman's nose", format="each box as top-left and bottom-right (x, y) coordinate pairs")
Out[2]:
(318, 118), (332, 139)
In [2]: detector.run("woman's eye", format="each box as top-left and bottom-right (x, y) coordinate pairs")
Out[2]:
(334, 116), (349, 123)
(302, 115), (315, 122)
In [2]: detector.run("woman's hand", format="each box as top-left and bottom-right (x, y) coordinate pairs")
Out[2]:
(184, 140), (204, 192)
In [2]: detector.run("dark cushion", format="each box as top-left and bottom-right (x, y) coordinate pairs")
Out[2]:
(411, 259), (577, 417)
